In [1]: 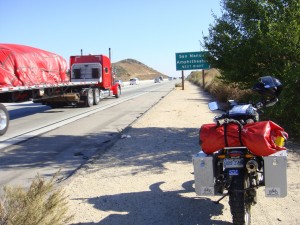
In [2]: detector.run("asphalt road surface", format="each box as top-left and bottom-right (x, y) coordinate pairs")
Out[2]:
(0, 80), (175, 188)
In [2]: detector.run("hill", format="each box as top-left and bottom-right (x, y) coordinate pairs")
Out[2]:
(112, 59), (167, 81)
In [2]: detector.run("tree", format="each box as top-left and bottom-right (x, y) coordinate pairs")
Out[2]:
(203, 0), (300, 137)
(203, 0), (300, 86)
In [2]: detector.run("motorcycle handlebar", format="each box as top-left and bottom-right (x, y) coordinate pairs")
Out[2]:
(214, 114), (226, 122)
(214, 116), (244, 129)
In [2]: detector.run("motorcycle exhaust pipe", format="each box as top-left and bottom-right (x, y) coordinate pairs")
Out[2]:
(246, 160), (259, 172)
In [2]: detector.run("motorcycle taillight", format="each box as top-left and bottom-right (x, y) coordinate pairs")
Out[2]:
(227, 150), (244, 158)
(224, 147), (248, 158)
(229, 153), (242, 158)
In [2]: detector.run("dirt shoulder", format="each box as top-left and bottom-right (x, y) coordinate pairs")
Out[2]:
(64, 81), (300, 225)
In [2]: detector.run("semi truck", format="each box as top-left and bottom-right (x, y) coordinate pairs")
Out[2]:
(0, 44), (121, 136)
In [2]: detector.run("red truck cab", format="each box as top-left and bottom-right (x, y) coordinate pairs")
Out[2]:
(69, 54), (120, 98)
(70, 55), (112, 88)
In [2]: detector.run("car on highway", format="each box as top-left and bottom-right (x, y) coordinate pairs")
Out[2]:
(115, 79), (124, 87)
(154, 77), (161, 83)
(130, 78), (139, 85)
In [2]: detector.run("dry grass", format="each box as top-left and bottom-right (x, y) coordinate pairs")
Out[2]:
(175, 82), (182, 88)
(0, 173), (73, 225)
(187, 69), (253, 103)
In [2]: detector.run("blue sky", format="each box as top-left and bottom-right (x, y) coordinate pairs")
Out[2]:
(0, 0), (222, 77)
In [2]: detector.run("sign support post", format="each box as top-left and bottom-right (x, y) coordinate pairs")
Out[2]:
(181, 70), (184, 90)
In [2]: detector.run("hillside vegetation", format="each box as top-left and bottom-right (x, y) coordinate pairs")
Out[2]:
(112, 59), (167, 81)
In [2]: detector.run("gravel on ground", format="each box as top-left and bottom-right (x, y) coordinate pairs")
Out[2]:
(64, 81), (300, 225)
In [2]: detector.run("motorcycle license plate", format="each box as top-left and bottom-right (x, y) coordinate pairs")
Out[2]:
(223, 158), (244, 168)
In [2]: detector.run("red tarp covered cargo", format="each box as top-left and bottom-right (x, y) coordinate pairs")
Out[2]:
(199, 121), (288, 156)
(0, 44), (68, 87)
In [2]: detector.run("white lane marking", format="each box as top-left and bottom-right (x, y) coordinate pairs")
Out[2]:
(0, 84), (171, 150)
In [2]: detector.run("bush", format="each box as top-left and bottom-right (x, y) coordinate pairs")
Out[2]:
(0, 173), (73, 225)
(187, 69), (253, 103)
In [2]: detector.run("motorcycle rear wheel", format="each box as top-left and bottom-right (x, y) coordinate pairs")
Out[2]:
(229, 174), (251, 225)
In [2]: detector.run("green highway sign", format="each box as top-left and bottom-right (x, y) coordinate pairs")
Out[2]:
(175, 51), (210, 71)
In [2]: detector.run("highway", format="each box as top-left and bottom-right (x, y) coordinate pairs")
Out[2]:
(0, 80), (176, 188)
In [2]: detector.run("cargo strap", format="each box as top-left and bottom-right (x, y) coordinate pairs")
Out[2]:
(223, 120), (244, 147)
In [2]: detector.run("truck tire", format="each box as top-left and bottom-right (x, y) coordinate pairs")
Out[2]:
(93, 88), (100, 105)
(115, 86), (121, 98)
(85, 88), (94, 107)
(0, 103), (9, 136)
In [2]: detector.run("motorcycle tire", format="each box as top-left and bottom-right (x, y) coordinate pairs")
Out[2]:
(229, 173), (251, 225)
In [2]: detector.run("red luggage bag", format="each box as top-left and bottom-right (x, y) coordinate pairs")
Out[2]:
(199, 121), (288, 156)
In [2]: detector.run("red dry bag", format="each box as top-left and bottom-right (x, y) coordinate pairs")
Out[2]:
(199, 121), (288, 156)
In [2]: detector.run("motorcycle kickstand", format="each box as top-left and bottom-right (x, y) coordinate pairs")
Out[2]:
(214, 192), (229, 204)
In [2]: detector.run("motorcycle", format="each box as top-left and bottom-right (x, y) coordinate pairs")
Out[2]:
(193, 76), (288, 225)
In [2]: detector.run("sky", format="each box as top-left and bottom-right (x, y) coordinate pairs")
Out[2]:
(0, 0), (222, 77)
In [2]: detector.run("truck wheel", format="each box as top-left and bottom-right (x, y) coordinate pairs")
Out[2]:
(0, 103), (9, 136)
(85, 88), (94, 107)
(115, 86), (121, 98)
(93, 88), (100, 105)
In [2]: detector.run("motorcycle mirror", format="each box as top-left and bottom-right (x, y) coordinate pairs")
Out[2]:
(265, 98), (278, 107)
(208, 101), (219, 111)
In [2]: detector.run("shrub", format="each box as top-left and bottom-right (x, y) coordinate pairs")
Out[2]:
(0, 173), (73, 225)
(187, 69), (252, 103)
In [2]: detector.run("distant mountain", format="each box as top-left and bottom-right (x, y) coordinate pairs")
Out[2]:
(112, 59), (167, 81)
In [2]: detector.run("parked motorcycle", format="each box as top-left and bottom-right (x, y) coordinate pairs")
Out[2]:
(193, 76), (288, 225)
